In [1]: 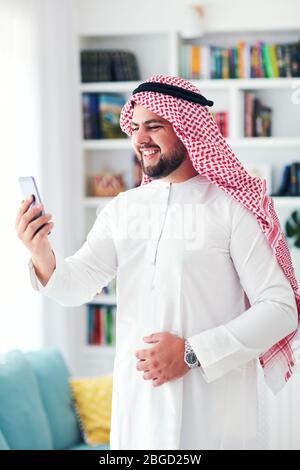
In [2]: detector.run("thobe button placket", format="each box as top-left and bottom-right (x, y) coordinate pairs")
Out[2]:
(149, 183), (172, 289)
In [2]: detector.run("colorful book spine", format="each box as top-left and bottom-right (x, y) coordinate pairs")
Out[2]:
(98, 93), (126, 139)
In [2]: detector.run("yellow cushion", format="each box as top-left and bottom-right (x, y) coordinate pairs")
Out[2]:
(69, 375), (112, 445)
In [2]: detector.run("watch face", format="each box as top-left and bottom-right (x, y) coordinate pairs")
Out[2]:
(186, 351), (197, 365)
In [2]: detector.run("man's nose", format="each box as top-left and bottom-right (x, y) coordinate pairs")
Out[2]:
(134, 127), (151, 145)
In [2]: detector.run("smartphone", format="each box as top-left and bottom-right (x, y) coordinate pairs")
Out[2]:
(18, 176), (50, 235)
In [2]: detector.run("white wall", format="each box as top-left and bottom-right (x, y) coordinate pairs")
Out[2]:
(35, 0), (83, 373)
(74, 0), (300, 35)
(0, 0), (43, 353)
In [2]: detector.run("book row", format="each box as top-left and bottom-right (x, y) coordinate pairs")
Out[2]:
(87, 304), (116, 346)
(244, 92), (272, 137)
(81, 49), (140, 82)
(82, 93), (126, 139)
(273, 162), (300, 197)
(181, 40), (300, 79)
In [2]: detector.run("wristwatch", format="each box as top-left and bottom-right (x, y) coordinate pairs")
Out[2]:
(184, 340), (200, 368)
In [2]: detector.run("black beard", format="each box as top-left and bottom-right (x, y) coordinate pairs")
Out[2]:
(140, 142), (188, 179)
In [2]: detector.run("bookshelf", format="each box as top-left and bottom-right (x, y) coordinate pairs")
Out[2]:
(76, 28), (300, 375)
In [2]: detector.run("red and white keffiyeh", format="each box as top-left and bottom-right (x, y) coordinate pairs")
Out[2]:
(120, 74), (300, 394)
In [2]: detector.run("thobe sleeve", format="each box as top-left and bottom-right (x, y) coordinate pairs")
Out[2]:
(28, 199), (118, 307)
(188, 201), (298, 383)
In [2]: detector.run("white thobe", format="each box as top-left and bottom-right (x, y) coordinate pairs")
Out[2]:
(29, 174), (298, 450)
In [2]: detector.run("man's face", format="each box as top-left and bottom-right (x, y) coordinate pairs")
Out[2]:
(131, 104), (188, 179)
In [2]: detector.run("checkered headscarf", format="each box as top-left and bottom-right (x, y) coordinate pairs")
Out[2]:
(120, 74), (300, 394)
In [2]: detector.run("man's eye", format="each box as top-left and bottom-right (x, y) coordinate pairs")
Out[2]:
(131, 126), (161, 131)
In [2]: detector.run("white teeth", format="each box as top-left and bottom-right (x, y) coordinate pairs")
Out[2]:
(142, 150), (159, 156)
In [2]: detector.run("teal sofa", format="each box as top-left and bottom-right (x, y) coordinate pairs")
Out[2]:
(0, 348), (110, 450)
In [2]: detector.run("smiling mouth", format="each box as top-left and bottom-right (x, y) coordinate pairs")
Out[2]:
(141, 149), (160, 160)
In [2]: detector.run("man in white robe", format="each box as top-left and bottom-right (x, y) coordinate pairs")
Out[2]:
(16, 76), (299, 450)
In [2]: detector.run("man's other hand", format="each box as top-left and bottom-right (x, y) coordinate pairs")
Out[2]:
(135, 332), (190, 387)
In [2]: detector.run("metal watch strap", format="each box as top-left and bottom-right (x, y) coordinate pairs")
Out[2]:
(184, 339), (200, 368)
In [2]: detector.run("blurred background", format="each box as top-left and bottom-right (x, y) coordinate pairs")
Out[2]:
(1, 0), (300, 449)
